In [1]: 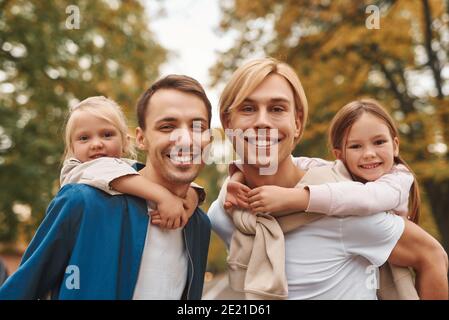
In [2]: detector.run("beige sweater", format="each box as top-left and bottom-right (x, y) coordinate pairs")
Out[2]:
(220, 160), (418, 300)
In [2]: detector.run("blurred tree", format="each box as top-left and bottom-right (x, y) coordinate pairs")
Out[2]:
(195, 128), (233, 273)
(0, 0), (166, 245)
(212, 0), (449, 249)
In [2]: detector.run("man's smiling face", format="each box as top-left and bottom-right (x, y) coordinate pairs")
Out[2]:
(136, 89), (210, 186)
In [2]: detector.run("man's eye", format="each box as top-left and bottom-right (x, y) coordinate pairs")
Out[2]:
(241, 105), (255, 112)
(271, 105), (285, 112)
(194, 125), (208, 131)
(160, 125), (175, 131)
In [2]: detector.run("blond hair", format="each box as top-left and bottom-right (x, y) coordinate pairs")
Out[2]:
(219, 57), (308, 145)
(63, 96), (135, 161)
(329, 99), (421, 223)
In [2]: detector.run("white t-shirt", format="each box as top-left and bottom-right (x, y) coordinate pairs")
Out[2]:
(208, 200), (405, 300)
(132, 211), (188, 300)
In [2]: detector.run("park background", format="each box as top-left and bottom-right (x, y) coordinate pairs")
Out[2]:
(0, 0), (448, 280)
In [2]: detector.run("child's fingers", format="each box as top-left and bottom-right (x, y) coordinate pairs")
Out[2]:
(248, 193), (262, 203)
(250, 207), (263, 214)
(151, 218), (162, 225)
(158, 216), (169, 229)
(224, 201), (233, 210)
(249, 200), (264, 210)
(247, 187), (262, 198)
(237, 190), (250, 200)
(235, 195), (249, 206)
(169, 217), (181, 229)
(236, 198), (250, 209)
(166, 218), (175, 229)
(239, 184), (252, 194)
(151, 210), (160, 217)
(151, 211), (161, 224)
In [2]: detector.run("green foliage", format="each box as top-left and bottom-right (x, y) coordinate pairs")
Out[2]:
(0, 0), (166, 243)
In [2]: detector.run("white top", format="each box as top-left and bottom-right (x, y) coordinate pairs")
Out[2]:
(133, 209), (188, 300)
(292, 157), (414, 217)
(60, 157), (138, 194)
(208, 199), (405, 300)
(60, 157), (206, 202)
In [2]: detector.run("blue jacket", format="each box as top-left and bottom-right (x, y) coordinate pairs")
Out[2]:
(0, 183), (211, 300)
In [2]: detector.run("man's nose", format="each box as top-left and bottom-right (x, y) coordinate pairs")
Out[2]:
(253, 108), (271, 129)
(173, 128), (193, 147)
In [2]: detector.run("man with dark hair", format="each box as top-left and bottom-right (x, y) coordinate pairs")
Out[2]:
(136, 74), (212, 129)
(0, 75), (211, 299)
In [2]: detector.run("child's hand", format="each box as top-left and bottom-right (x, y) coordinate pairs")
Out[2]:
(247, 185), (293, 214)
(224, 181), (251, 212)
(152, 187), (200, 229)
(151, 195), (186, 229)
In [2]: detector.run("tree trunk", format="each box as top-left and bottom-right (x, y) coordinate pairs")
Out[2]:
(423, 179), (449, 252)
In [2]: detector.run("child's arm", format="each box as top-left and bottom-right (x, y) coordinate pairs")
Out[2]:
(60, 157), (139, 194)
(247, 164), (414, 217)
(246, 186), (307, 214)
(62, 157), (190, 229)
(110, 173), (185, 222)
(305, 164), (414, 217)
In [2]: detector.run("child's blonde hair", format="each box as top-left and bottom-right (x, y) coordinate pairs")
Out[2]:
(329, 99), (421, 223)
(63, 96), (136, 161)
(219, 57), (308, 146)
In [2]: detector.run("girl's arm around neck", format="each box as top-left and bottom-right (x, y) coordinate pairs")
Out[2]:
(306, 165), (414, 216)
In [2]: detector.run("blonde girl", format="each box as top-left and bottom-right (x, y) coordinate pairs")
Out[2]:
(61, 96), (202, 229)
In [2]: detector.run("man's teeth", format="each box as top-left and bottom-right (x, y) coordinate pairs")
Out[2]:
(171, 155), (192, 162)
(248, 139), (278, 147)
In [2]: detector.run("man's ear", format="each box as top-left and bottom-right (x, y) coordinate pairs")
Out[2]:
(393, 137), (399, 157)
(222, 113), (231, 131)
(135, 127), (147, 150)
(333, 148), (343, 160)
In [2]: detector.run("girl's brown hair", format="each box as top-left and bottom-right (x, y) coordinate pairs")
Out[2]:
(329, 99), (421, 223)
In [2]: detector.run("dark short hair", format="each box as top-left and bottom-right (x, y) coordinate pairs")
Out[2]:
(136, 74), (212, 129)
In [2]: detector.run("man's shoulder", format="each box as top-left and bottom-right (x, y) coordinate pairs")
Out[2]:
(192, 207), (211, 229)
(342, 212), (405, 237)
(57, 183), (133, 209)
(56, 184), (147, 221)
(59, 183), (111, 199)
